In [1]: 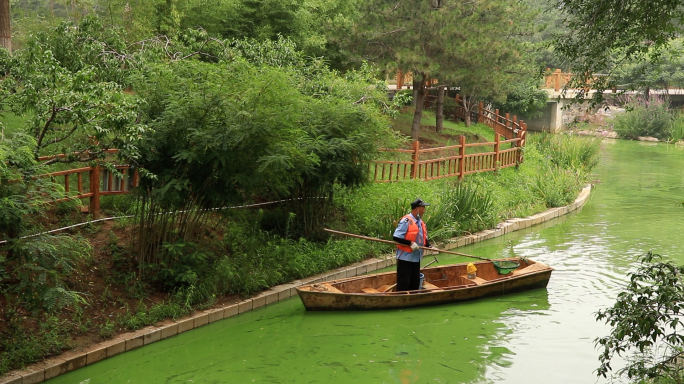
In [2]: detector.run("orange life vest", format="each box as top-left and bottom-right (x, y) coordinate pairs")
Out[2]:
(397, 214), (428, 253)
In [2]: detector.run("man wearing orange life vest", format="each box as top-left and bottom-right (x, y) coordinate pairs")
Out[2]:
(392, 198), (432, 291)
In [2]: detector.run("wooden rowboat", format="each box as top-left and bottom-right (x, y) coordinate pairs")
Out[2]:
(296, 258), (553, 310)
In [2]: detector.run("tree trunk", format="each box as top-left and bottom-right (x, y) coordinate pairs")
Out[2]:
(411, 73), (426, 141)
(435, 85), (445, 133)
(0, 0), (11, 53)
(463, 97), (471, 127)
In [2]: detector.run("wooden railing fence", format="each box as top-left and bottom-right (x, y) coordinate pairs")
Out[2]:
(390, 68), (603, 93)
(36, 150), (138, 218)
(371, 95), (527, 183)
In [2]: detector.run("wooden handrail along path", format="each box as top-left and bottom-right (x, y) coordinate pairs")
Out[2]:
(36, 150), (139, 218)
(370, 95), (527, 183)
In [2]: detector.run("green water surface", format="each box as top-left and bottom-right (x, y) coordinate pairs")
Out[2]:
(47, 139), (684, 384)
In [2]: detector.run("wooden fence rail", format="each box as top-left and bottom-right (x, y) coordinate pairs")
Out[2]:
(35, 150), (139, 218)
(371, 95), (527, 182)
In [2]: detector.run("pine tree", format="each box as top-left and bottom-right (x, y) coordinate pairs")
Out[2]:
(349, 0), (536, 137)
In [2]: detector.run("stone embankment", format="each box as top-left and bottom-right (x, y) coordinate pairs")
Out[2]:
(0, 185), (593, 384)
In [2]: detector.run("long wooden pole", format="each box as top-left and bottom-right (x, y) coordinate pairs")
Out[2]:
(323, 228), (491, 261)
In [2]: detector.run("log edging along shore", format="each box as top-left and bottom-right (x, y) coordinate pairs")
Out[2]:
(0, 184), (593, 384)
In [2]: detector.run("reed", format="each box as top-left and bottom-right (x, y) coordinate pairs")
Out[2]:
(131, 193), (212, 280)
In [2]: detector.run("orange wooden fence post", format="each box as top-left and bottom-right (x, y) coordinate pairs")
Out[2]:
(458, 135), (466, 180)
(494, 134), (500, 170)
(410, 141), (420, 179)
(518, 122), (527, 163)
(554, 69), (561, 92)
(494, 109), (500, 136)
(89, 165), (100, 218)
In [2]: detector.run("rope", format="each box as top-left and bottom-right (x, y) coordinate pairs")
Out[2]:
(0, 197), (327, 245)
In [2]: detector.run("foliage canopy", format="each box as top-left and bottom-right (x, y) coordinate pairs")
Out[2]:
(596, 252), (684, 382)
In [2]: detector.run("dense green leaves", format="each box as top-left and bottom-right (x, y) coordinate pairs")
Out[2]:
(0, 135), (89, 313)
(555, 0), (684, 102)
(133, 55), (392, 239)
(348, 0), (538, 136)
(596, 252), (684, 381)
(0, 17), (146, 163)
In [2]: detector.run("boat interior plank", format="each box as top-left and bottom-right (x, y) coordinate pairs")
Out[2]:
(421, 282), (443, 290)
(361, 287), (380, 293)
(462, 275), (487, 285)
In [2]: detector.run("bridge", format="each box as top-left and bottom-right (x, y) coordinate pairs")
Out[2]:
(390, 69), (684, 133)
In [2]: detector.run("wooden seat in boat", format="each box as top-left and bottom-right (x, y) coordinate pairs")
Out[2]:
(361, 287), (380, 293)
(421, 282), (443, 290)
(511, 262), (550, 276)
(322, 283), (343, 293)
(462, 275), (487, 285)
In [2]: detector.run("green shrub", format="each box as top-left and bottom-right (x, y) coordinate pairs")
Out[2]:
(530, 132), (601, 175)
(0, 315), (71, 375)
(530, 166), (580, 207)
(425, 182), (497, 241)
(612, 95), (673, 140)
(217, 217), (384, 295)
(670, 112), (684, 142)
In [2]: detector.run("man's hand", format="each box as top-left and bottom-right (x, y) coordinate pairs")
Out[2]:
(410, 242), (420, 251)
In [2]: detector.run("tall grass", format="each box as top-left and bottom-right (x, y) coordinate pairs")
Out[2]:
(670, 112), (684, 142)
(531, 132), (601, 176)
(612, 95), (673, 141)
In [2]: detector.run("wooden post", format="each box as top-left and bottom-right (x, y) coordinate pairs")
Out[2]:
(77, 173), (83, 194)
(494, 109), (500, 136)
(64, 175), (69, 193)
(554, 69), (561, 92)
(494, 134), (500, 170)
(89, 165), (100, 218)
(519, 122), (527, 163)
(513, 115), (517, 133)
(410, 140), (420, 179)
(396, 70), (404, 90)
(478, 102), (484, 124)
(458, 135), (466, 180)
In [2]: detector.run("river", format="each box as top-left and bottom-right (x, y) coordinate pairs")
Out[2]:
(46, 139), (684, 384)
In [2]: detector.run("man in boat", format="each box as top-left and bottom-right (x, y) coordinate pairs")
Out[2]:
(393, 198), (432, 291)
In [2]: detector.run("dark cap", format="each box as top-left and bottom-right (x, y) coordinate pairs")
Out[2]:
(410, 198), (430, 209)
